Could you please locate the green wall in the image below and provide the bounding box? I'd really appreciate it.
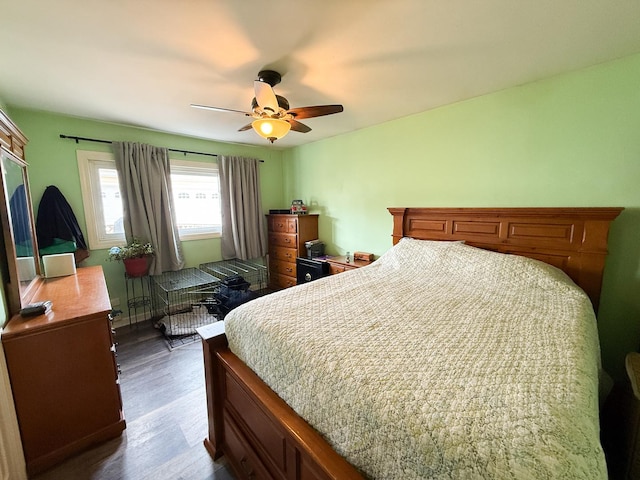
[282,53,640,382]
[2,52,639,382]
[7,109,285,321]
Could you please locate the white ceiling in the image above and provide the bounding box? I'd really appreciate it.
[2,0,640,148]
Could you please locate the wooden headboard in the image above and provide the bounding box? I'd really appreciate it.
[388,207,622,310]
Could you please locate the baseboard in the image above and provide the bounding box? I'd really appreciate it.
[111,312,151,329]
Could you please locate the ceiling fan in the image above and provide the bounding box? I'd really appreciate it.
[191,70,344,143]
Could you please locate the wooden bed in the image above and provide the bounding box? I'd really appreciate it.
[198,207,622,480]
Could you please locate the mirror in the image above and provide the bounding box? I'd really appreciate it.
[0,147,41,315]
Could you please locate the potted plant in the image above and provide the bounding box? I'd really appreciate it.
[108,238,154,277]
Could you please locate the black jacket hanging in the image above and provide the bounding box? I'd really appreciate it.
[36,185,89,262]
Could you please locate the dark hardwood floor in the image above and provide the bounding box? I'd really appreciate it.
[33,321,235,480]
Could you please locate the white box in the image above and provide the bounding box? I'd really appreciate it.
[42,253,76,278]
[16,256,37,281]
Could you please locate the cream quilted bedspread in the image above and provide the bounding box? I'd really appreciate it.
[225,239,606,479]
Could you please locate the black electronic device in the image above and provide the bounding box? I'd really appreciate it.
[296,257,329,284]
[20,300,52,317]
[305,239,325,259]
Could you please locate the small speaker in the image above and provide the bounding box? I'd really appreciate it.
[42,253,76,278]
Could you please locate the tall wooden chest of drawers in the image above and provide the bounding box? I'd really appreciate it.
[2,266,125,476]
[267,214,319,289]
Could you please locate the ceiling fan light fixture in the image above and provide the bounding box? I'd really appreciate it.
[252,118,291,143]
[193,70,343,142]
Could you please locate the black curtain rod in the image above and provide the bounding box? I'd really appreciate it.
[59,134,265,162]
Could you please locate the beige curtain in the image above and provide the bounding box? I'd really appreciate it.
[113,142,184,275]
[219,156,268,260]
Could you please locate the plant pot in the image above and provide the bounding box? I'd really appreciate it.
[123,257,149,277]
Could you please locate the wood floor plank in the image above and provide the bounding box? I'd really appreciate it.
[32,321,235,480]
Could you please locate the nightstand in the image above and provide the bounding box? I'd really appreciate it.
[325,256,371,275]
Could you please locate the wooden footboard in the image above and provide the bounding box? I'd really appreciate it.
[198,322,364,480]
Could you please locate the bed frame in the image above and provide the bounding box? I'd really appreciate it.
[199,207,622,479]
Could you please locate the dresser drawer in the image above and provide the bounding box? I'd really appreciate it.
[269,259,296,277]
[269,216,297,233]
[269,232,297,248]
[270,272,297,289]
[328,263,346,275]
[270,245,297,263]
[328,263,357,274]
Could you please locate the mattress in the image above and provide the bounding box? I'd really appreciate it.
[225,238,606,479]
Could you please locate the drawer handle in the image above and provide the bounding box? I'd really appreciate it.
[284,238,291,243]
[240,457,256,478]
[286,267,292,273]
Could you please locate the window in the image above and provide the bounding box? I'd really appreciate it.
[77,150,221,250]
[170,159,221,239]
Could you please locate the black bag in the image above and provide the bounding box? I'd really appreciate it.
[216,275,255,314]
[221,275,250,291]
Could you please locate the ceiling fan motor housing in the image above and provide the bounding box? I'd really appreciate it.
[256,70,282,87]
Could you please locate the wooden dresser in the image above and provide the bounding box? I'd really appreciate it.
[267,214,318,289]
[2,266,125,476]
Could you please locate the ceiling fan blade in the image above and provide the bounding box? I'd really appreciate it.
[191,104,251,115]
[254,81,279,113]
[287,104,344,120]
[288,119,311,133]
[238,123,253,132]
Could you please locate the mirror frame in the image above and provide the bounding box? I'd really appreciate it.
[0,146,41,315]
